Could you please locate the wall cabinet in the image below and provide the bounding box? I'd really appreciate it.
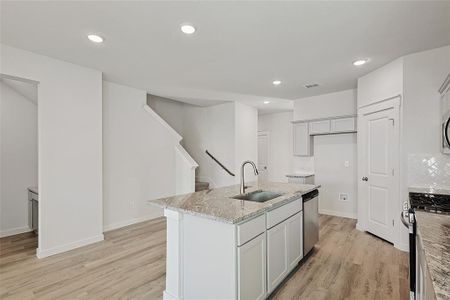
[293,122,311,156]
[293,115,356,156]
[330,117,356,133]
[309,120,330,135]
[238,233,266,300]
[267,211,303,294]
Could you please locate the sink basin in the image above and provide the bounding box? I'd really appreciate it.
[232,190,284,203]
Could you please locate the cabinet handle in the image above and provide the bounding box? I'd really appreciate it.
[362,177,368,181]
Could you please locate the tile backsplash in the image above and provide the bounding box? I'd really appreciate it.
[408,154,450,188]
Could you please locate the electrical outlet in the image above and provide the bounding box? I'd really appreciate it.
[339,193,348,201]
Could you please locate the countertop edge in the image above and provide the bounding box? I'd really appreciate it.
[149,184,321,224]
[415,212,450,300]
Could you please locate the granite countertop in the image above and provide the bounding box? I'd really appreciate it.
[149,182,320,224]
[415,211,450,299]
[286,172,315,178]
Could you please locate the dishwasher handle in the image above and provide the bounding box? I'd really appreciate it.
[303,189,319,202]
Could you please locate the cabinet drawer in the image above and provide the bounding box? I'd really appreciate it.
[330,117,356,132]
[309,120,330,135]
[237,214,265,246]
[266,199,302,229]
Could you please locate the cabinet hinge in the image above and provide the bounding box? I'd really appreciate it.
[392,219,395,226]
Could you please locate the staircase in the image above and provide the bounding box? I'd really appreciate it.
[195,181,210,192]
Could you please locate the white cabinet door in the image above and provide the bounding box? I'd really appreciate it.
[330,117,356,133]
[286,212,303,271]
[238,233,266,300]
[293,122,311,156]
[309,120,330,135]
[267,221,288,294]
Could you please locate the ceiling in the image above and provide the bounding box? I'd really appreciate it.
[1,1,450,113]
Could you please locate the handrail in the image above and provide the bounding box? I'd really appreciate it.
[205,150,235,177]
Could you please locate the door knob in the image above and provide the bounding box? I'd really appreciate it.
[362,177,368,181]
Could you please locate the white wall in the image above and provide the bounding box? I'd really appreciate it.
[314,134,357,219]
[357,58,404,108]
[292,88,357,174]
[234,102,258,183]
[1,44,103,258]
[258,112,293,182]
[403,45,450,159]
[0,81,38,237]
[147,94,185,137]
[403,46,450,190]
[149,98,258,188]
[294,89,357,218]
[102,81,182,231]
[294,89,357,120]
[355,45,450,251]
[183,102,236,188]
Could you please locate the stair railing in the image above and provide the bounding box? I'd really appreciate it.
[205,150,235,177]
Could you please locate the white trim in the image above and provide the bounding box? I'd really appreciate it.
[0,226,32,238]
[143,104,182,142]
[103,211,163,232]
[357,96,401,245]
[394,241,409,253]
[355,222,365,232]
[319,209,357,220]
[175,144,198,169]
[163,291,180,300]
[36,234,104,258]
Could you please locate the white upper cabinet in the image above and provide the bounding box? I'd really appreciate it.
[309,120,331,135]
[293,122,311,156]
[330,117,356,133]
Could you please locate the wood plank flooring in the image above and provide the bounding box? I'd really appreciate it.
[0,215,408,299]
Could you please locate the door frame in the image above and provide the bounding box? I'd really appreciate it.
[357,96,401,244]
[257,131,270,181]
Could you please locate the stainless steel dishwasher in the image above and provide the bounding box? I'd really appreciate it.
[303,189,319,255]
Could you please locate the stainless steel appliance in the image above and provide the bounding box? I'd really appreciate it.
[303,189,319,255]
[442,110,450,154]
[401,192,450,300]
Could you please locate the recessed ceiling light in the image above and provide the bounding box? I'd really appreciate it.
[272,80,282,85]
[87,34,104,43]
[181,24,196,34]
[264,101,270,104]
[353,59,368,66]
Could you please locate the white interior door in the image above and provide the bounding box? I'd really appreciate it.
[360,101,399,243]
[258,133,269,182]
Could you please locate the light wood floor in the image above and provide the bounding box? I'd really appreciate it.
[0,215,408,299]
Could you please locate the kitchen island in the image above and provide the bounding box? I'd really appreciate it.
[149,182,320,300]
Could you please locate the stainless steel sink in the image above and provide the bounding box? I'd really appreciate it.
[232,190,284,203]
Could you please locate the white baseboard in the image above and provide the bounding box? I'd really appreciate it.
[103,211,163,232]
[319,209,357,219]
[355,222,365,232]
[394,241,409,252]
[0,226,32,238]
[163,291,179,300]
[36,234,104,259]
